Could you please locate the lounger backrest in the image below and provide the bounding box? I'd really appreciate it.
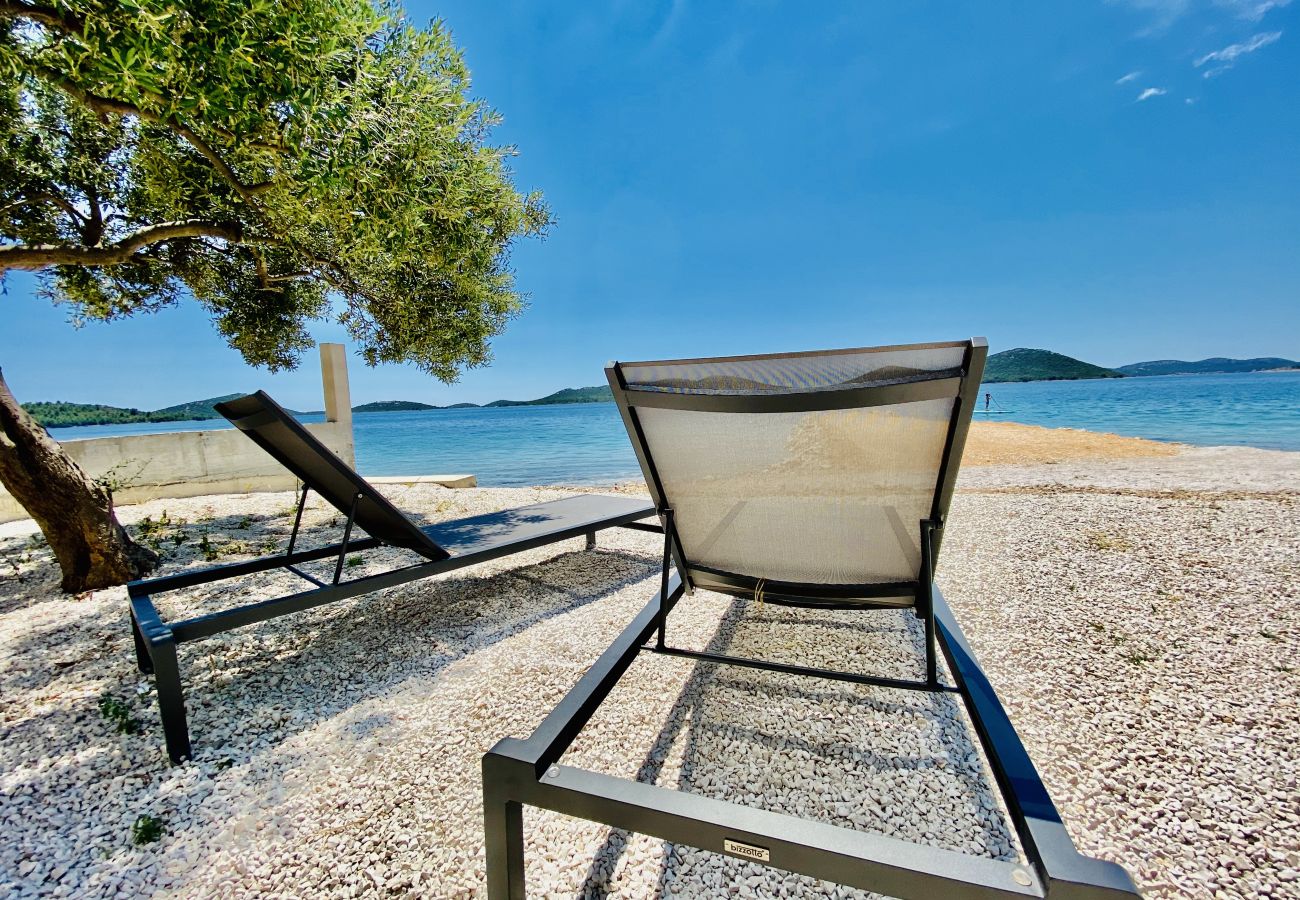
[608,339,986,601]
[214,392,449,560]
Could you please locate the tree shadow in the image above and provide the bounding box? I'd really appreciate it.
[0,534,62,615]
[0,518,659,891]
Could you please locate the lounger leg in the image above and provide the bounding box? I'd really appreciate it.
[919,520,939,689]
[655,509,675,649]
[484,786,526,898]
[585,530,596,550]
[924,606,938,688]
[130,613,153,675]
[149,635,193,764]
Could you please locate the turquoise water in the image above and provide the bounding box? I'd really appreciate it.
[47,371,1300,486]
[974,371,1300,451]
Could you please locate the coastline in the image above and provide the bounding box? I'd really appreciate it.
[0,429,1296,898]
[963,419,1179,466]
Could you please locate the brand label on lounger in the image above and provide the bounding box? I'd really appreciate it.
[723,839,770,862]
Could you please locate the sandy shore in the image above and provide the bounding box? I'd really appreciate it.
[0,430,1297,899]
[964,419,1181,467]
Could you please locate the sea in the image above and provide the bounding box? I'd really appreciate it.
[46,371,1300,487]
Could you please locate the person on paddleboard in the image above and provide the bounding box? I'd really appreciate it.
[985,392,991,411]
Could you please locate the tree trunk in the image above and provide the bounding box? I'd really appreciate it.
[0,367,158,592]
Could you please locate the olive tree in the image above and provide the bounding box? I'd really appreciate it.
[0,0,549,591]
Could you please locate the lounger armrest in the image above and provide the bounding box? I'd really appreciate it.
[934,586,1142,898]
[1037,825,1142,898]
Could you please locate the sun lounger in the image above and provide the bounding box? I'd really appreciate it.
[480,338,1140,898]
[128,391,657,764]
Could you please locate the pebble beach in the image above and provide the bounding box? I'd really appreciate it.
[1,424,1297,899]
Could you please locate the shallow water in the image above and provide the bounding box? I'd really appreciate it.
[974,371,1300,451]
[47,371,1300,486]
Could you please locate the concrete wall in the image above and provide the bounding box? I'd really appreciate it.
[0,344,357,523]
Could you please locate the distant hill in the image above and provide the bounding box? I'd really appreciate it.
[22,393,324,428]
[353,400,439,413]
[27,393,247,428]
[151,393,246,420]
[484,385,612,407]
[1117,357,1300,377]
[340,386,614,413]
[983,349,1124,384]
[23,402,157,428]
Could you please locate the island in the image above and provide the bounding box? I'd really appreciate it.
[982,349,1123,383]
[28,352,1297,427]
[483,386,612,407]
[351,386,613,413]
[352,400,440,413]
[1116,357,1299,376]
[24,394,248,428]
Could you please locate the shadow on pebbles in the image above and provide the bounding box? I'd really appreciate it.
[0,464,1297,899]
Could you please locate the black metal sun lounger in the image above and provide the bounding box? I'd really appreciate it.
[481,339,1140,899]
[127,391,657,764]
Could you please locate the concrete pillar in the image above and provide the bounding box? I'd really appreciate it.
[319,343,356,466]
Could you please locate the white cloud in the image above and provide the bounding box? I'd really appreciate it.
[647,0,686,51]
[1116,70,1143,84]
[1109,0,1192,28]
[1185,96,1197,103]
[1112,0,1289,33]
[1108,0,1193,35]
[1138,86,1169,100]
[1215,0,1292,20]
[1194,30,1283,70]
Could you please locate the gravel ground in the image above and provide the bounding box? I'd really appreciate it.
[0,448,1297,899]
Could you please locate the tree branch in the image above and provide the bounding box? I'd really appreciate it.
[264,241,361,297]
[80,182,102,245]
[251,245,273,290]
[32,67,273,208]
[0,1,82,33]
[0,219,244,272]
[0,192,86,223]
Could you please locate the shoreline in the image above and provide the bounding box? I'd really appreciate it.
[39,378,1300,459]
[3,423,1299,538]
[35,366,1300,432]
[963,419,1180,466]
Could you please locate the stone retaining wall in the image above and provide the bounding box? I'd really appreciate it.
[0,344,357,524]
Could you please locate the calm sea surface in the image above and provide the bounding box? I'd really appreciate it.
[48,371,1300,486]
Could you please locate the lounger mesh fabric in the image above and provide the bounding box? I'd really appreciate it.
[621,345,967,587]
[215,392,447,559]
[622,345,965,394]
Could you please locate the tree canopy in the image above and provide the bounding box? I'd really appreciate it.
[0,0,550,379]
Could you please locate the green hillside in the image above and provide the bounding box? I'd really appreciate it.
[151,394,246,419]
[26,394,245,428]
[20,393,321,428]
[353,400,439,413]
[983,349,1124,384]
[484,385,612,407]
[23,402,156,428]
[1116,357,1300,376]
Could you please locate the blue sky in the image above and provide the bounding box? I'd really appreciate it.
[2,0,1297,409]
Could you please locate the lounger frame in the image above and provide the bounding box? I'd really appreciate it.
[127,390,659,764]
[482,338,1141,898]
[129,487,658,764]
